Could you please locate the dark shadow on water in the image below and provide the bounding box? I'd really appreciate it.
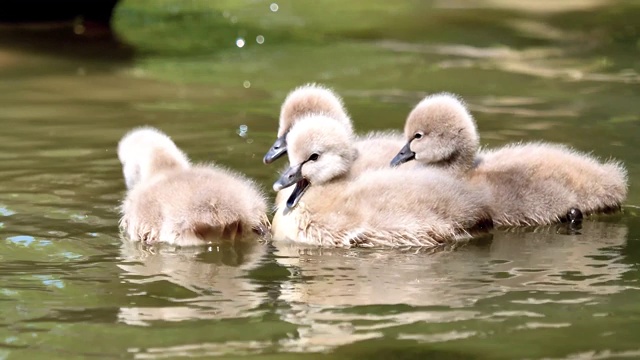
[0,0,119,24]
[0,21,133,65]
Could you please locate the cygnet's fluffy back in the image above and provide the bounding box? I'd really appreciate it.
[474,142,627,225]
[122,165,269,246]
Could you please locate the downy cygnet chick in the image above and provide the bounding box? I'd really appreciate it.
[266,83,415,215]
[264,83,412,171]
[271,115,493,248]
[391,93,628,227]
[118,127,269,246]
[263,83,353,164]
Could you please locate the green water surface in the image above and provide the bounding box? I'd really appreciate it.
[0,0,639,358]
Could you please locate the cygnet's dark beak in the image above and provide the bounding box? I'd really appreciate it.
[273,163,310,210]
[273,163,302,191]
[390,141,416,167]
[263,135,287,164]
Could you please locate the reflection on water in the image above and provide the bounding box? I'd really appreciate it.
[271,221,632,350]
[0,0,639,358]
[117,240,268,325]
[276,221,630,307]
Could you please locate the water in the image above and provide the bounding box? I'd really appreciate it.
[0,0,639,358]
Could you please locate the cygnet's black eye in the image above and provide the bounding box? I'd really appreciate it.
[309,153,320,161]
[414,131,424,139]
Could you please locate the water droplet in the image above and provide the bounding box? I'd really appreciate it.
[237,125,249,138]
[270,3,279,12]
[256,35,265,44]
[243,80,251,88]
[236,38,245,48]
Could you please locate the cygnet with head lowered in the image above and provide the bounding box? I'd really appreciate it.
[118,127,269,246]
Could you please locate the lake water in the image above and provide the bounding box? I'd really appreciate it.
[0,0,639,358]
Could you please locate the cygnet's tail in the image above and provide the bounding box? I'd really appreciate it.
[576,158,628,216]
[600,159,628,208]
[178,205,270,243]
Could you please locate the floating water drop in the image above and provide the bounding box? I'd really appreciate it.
[243,80,251,88]
[237,124,249,137]
[256,35,265,44]
[236,38,245,48]
[270,3,279,12]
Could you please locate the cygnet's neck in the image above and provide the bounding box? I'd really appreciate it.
[318,146,359,185]
[437,150,476,175]
[426,138,479,176]
[143,147,190,182]
[344,147,360,178]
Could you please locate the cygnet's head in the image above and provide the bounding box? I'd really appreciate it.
[391,93,479,173]
[263,83,352,164]
[272,115,356,209]
[117,127,190,189]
